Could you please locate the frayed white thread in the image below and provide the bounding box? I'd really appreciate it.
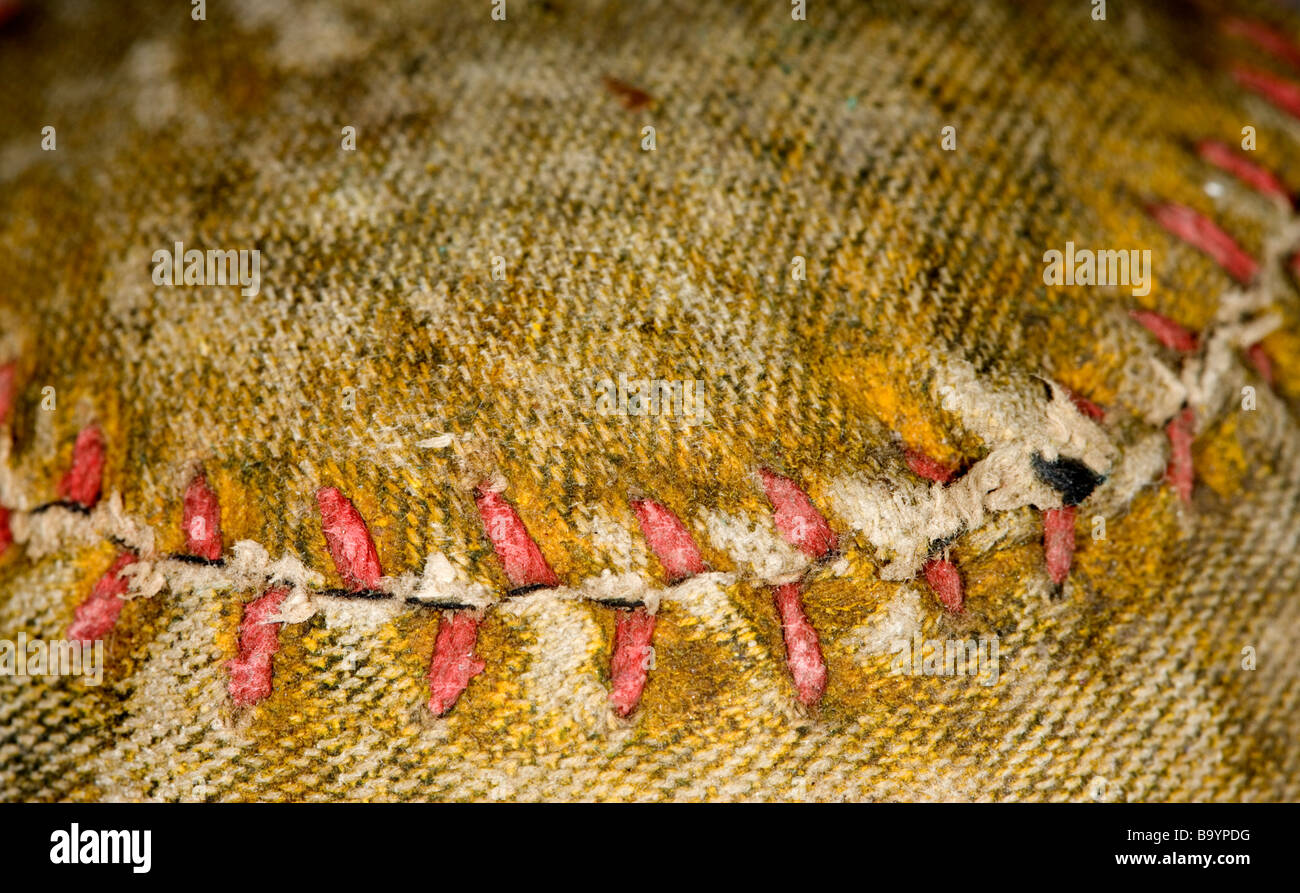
[394,552,496,609]
[1138,214,1299,432]
[11,492,157,560]
[314,593,405,630]
[577,569,660,614]
[699,509,810,585]
[934,363,1115,472]
[1182,311,1281,425]
[829,383,1108,582]
[1122,352,1189,426]
[1087,430,1169,516]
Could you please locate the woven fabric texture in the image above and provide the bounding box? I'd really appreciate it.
[0,0,1297,801]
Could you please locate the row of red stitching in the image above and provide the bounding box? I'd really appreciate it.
[2,118,1285,715]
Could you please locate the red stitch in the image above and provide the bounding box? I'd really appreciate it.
[0,505,11,558]
[613,497,708,716]
[58,425,105,509]
[183,472,223,561]
[904,449,1035,614]
[609,607,656,717]
[1129,309,1200,353]
[602,75,653,110]
[923,558,964,613]
[426,488,558,718]
[427,611,486,716]
[315,486,383,591]
[1246,342,1275,385]
[473,487,560,589]
[632,497,707,581]
[1043,505,1076,586]
[904,448,957,484]
[1196,140,1290,201]
[758,468,837,559]
[67,550,136,643]
[773,582,826,705]
[1165,407,1196,505]
[1223,19,1300,71]
[759,470,833,703]
[227,587,289,707]
[0,362,14,425]
[1146,201,1259,285]
[1233,64,1300,118]
[1067,390,1106,421]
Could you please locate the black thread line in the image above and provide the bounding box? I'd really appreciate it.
[506,582,551,598]
[167,554,225,567]
[404,596,476,611]
[29,500,90,515]
[591,597,644,609]
[319,587,390,600]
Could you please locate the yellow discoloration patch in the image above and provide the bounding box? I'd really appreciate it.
[1194,413,1251,500]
